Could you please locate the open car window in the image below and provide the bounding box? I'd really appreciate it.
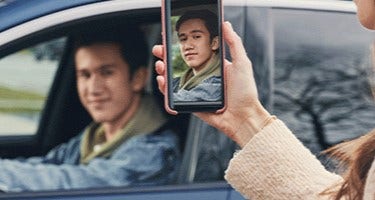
[0,38,64,136]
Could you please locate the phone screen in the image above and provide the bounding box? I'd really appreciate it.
[162,0,224,113]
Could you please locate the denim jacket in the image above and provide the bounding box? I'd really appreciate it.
[173,76,222,102]
[0,126,180,192]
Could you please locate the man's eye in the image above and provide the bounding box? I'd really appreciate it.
[101,69,113,76]
[193,35,202,39]
[78,71,90,79]
[179,37,187,42]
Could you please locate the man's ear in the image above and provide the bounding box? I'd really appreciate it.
[131,67,148,92]
[211,36,220,51]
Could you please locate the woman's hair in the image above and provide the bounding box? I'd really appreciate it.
[322,130,375,200]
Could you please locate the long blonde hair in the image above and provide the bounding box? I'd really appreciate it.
[323,131,375,200]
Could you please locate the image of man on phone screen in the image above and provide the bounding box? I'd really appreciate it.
[172,9,222,102]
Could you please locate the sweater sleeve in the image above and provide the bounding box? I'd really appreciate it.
[224,119,343,200]
[364,159,375,200]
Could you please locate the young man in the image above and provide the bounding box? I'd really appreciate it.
[172,9,222,102]
[0,26,180,192]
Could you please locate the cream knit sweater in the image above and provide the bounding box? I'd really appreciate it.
[225,119,375,200]
[364,160,375,200]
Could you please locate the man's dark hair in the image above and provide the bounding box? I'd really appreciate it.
[175,9,218,41]
[72,25,149,75]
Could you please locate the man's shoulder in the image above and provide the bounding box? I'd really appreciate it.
[112,127,180,158]
[131,127,178,144]
[202,75,221,84]
[172,77,181,92]
[118,126,178,148]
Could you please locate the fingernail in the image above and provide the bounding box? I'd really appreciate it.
[225,21,233,29]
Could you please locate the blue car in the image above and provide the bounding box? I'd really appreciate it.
[0,0,373,199]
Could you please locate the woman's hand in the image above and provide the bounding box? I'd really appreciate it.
[152,22,272,147]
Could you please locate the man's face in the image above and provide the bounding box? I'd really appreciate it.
[178,18,219,72]
[75,43,141,124]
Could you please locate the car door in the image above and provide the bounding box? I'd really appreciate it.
[0,0,238,199]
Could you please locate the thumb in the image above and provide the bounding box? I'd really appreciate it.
[222,21,248,63]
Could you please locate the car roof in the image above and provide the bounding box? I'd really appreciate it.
[0,0,101,32]
[0,0,356,32]
[231,0,355,12]
[0,0,355,28]
[0,0,356,50]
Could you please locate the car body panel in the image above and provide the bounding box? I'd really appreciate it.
[0,0,357,49]
[228,0,355,11]
[0,182,235,200]
[0,0,101,32]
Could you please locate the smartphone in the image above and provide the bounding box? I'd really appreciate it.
[161,0,225,114]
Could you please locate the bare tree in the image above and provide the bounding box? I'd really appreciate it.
[273,46,375,153]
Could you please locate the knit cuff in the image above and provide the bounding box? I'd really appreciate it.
[225,119,342,200]
[364,158,375,200]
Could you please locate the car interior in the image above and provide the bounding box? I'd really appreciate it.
[0,5,237,195]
